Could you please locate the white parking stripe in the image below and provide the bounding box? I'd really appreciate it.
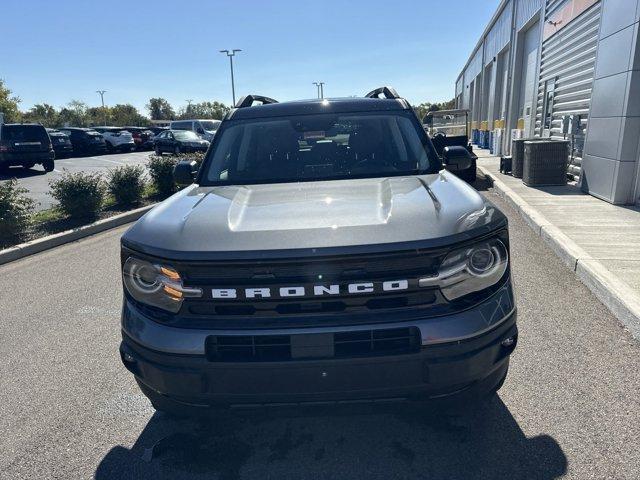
[97,158,125,165]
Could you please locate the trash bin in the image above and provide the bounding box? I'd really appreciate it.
[522,139,569,187]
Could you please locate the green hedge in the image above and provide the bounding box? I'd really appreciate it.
[107,165,146,206]
[49,171,106,218]
[0,179,36,246]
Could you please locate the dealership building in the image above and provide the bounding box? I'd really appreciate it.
[455,0,640,205]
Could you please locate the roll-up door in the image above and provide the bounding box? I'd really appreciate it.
[534,1,601,181]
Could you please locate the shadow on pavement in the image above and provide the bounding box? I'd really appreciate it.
[95,396,566,480]
[0,166,46,180]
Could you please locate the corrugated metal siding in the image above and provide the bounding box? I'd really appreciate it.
[456,77,463,97]
[461,48,483,110]
[545,0,569,18]
[484,1,513,65]
[534,1,601,180]
[466,48,483,80]
[516,0,543,30]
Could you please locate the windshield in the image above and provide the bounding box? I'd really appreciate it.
[202,111,437,185]
[174,130,200,140]
[200,120,220,131]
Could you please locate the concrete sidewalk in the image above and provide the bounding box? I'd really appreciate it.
[475,149,640,339]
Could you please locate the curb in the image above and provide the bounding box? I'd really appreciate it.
[478,164,640,340]
[0,204,156,266]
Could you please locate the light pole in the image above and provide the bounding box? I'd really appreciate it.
[96,90,107,126]
[219,49,241,105]
[313,82,321,99]
[319,82,325,99]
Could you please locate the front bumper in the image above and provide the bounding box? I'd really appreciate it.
[120,283,517,407]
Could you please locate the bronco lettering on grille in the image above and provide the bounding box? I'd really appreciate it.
[211,280,409,300]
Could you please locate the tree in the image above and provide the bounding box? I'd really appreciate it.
[146,98,175,120]
[0,79,21,123]
[59,100,89,127]
[21,103,59,127]
[108,104,149,126]
[178,101,230,120]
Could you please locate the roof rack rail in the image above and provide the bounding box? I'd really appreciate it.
[235,95,279,108]
[364,86,400,99]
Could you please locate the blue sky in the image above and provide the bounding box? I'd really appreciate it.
[1,0,497,113]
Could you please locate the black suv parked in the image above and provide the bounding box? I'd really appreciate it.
[58,127,107,156]
[0,123,55,171]
[120,88,516,415]
[46,128,74,158]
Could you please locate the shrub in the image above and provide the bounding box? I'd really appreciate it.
[0,179,35,246]
[49,171,106,218]
[147,154,178,197]
[107,165,145,206]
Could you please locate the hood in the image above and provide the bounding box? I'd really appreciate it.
[122,172,506,260]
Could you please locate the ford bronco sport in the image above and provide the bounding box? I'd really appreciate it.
[119,87,517,415]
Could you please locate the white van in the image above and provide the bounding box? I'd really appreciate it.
[169,119,221,142]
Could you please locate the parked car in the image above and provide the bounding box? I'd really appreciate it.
[0,123,55,171]
[153,129,210,155]
[93,127,135,153]
[147,126,168,136]
[120,88,517,416]
[124,126,155,150]
[58,127,108,156]
[169,119,221,142]
[46,128,73,158]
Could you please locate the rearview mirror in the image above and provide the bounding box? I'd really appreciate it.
[442,146,474,172]
[174,160,198,186]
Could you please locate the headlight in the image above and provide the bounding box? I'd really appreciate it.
[419,238,508,301]
[122,257,202,313]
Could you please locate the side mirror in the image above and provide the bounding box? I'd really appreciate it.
[174,160,198,185]
[442,146,474,171]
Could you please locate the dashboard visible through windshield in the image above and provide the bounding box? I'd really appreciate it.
[201,111,439,185]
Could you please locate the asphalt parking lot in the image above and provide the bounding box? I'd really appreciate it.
[0,151,150,211]
[1,175,639,480]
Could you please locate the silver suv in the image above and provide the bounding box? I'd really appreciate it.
[119,88,517,416]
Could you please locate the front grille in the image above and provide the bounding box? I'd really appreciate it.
[182,249,443,285]
[188,290,438,317]
[205,327,421,362]
[178,249,445,322]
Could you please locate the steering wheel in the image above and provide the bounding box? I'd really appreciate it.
[434,131,447,139]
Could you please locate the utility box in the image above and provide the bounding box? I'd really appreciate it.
[523,140,569,186]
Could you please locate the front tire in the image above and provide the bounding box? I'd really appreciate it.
[42,160,54,172]
[154,145,161,155]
